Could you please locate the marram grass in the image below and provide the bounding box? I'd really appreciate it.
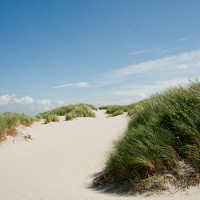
[94,81,200,193]
[37,103,96,123]
[44,114,59,124]
[99,99,152,117]
[99,105,126,117]
[0,112,34,141]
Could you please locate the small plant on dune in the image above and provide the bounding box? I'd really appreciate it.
[98,105,108,110]
[64,104,96,120]
[0,112,34,141]
[106,105,123,114]
[37,103,97,121]
[84,103,98,111]
[65,112,76,120]
[34,115,42,122]
[99,105,127,117]
[73,104,96,118]
[99,100,152,117]
[44,114,59,124]
[93,80,200,194]
[110,109,124,117]
[126,98,151,117]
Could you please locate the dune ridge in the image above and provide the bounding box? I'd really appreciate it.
[0,110,199,200]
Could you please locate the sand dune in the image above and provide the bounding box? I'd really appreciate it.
[0,110,199,200]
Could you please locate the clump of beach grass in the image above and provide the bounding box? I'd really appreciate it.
[72,104,96,117]
[65,113,75,121]
[37,103,96,123]
[0,112,34,141]
[44,114,59,124]
[65,104,96,120]
[93,80,200,194]
[99,105,127,117]
[99,99,151,117]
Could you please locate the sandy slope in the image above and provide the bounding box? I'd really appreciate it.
[0,110,199,200]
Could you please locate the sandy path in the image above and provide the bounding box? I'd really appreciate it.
[0,110,199,200]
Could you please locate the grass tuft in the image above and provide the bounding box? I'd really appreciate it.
[94,80,200,194]
[37,103,96,123]
[65,113,76,121]
[0,112,34,141]
[44,114,59,124]
[99,105,126,117]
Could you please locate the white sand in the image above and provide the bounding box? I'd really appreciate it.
[0,110,199,200]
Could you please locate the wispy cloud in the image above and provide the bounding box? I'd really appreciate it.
[158,47,182,54]
[52,82,90,89]
[129,47,181,55]
[99,49,200,84]
[75,82,90,88]
[113,77,191,98]
[178,37,190,42]
[129,48,161,55]
[52,84,73,89]
[2,49,200,115]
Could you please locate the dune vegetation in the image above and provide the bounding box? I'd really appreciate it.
[44,114,59,124]
[0,112,35,141]
[0,104,97,140]
[37,103,97,123]
[99,105,126,117]
[99,99,152,117]
[93,81,200,194]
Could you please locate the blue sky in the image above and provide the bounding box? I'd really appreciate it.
[1,0,200,115]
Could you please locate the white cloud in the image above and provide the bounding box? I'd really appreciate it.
[37,99,51,106]
[32,99,52,113]
[52,84,73,89]
[52,82,90,89]
[55,100,65,106]
[113,77,192,99]
[13,96,34,105]
[0,95,63,115]
[75,82,89,88]
[0,94,14,105]
[99,49,200,84]
[176,64,188,70]
[0,94,34,105]
[178,38,190,42]
[129,47,182,56]
[129,48,161,55]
